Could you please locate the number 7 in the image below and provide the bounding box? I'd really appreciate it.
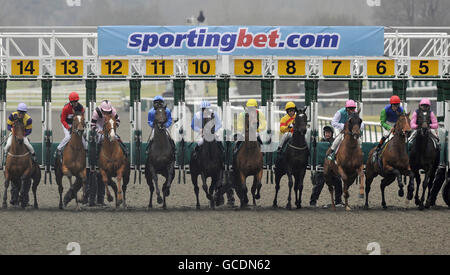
[332,61,341,75]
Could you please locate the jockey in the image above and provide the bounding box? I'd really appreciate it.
[56,92,87,156]
[147,95,173,145]
[191,100,223,156]
[236,99,267,143]
[91,100,126,151]
[310,125,344,208]
[277,101,296,153]
[375,95,404,153]
[4,103,37,162]
[326,99,364,161]
[410,98,439,142]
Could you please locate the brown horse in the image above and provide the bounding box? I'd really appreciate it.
[98,115,130,208]
[365,111,414,209]
[323,110,365,211]
[55,112,87,210]
[233,111,264,208]
[3,116,40,209]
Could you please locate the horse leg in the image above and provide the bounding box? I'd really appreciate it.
[419,169,430,210]
[380,176,395,209]
[413,169,421,205]
[251,176,257,206]
[358,165,365,199]
[115,166,125,207]
[32,177,38,209]
[3,175,10,208]
[100,169,114,203]
[145,165,155,208]
[273,171,282,208]
[255,169,263,201]
[325,176,336,211]
[343,180,351,211]
[364,175,373,210]
[387,166,403,197]
[286,168,293,210]
[201,173,210,201]
[208,176,216,209]
[19,177,32,209]
[192,173,201,209]
[151,170,163,205]
[239,172,248,209]
[296,169,306,209]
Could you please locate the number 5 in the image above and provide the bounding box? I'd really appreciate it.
[419,61,429,74]
[67,242,81,255]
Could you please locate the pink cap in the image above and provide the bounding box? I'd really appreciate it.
[100,100,112,112]
[420,98,431,106]
[345,99,357,108]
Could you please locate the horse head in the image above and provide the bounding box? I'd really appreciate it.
[12,115,25,144]
[347,109,362,140]
[394,111,412,138]
[416,110,430,136]
[154,105,168,130]
[294,106,308,135]
[72,111,85,136]
[103,114,118,142]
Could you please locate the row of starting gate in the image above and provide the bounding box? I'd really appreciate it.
[0,28,449,203]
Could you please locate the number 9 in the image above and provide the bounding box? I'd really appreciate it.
[244,60,254,74]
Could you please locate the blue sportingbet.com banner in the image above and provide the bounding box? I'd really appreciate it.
[98,26,384,56]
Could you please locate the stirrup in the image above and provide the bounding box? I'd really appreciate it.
[327,151,335,161]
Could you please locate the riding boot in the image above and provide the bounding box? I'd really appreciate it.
[2,150,7,166]
[31,152,37,163]
[217,141,225,153]
[376,136,387,154]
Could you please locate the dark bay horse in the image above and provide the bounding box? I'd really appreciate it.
[324,110,365,211]
[98,115,130,208]
[190,109,224,209]
[233,111,264,208]
[145,105,175,209]
[273,107,309,209]
[365,111,414,209]
[55,112,87,210]
[409,110,439,210]
[3,116,40,209]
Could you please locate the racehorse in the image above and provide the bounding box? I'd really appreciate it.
[3,116,41,209]
[232,111,264,208]
[55,112,87,210]
[145,105,175,209]
[98,115,130,208]
[189,109,224,209]
[273,107,309,209]
[324,110,365,211]
[409,110,439,210]
[365,111,414,209]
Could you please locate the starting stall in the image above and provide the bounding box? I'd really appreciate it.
[0,26,449,206]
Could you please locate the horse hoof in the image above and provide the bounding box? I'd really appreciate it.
[382,204,387,209]
[255,194,260,200]
[227,200,235,207]
[418,204,425,211]
[107,194,114,202]
[2,203,7,209]
[157,197,163,204]
[34,204,38,209]
[398,189,404,197]
[272,203,278,208]
[286,204,292,210]
[296,203,302,209]
[424,201,431,209]
[196,205,201,210]
[364,205,369,210]
[345,206,352,211]
[415,198,421,206]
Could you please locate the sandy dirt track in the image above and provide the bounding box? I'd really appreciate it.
[0,173,448,255]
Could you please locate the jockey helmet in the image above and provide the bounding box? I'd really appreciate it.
[345,99,357,108]
[419,98,431,106]
[17,103,28,112]
[100,100,112,113]
[390,95,401,104]
[246,99,258,107]
[69,92,79,102]
[153,95,164,102]
[285,101,296,111]
[323,125,334,133]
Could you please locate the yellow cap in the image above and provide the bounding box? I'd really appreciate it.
[285,101,296,110]
[246,99,258,107]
